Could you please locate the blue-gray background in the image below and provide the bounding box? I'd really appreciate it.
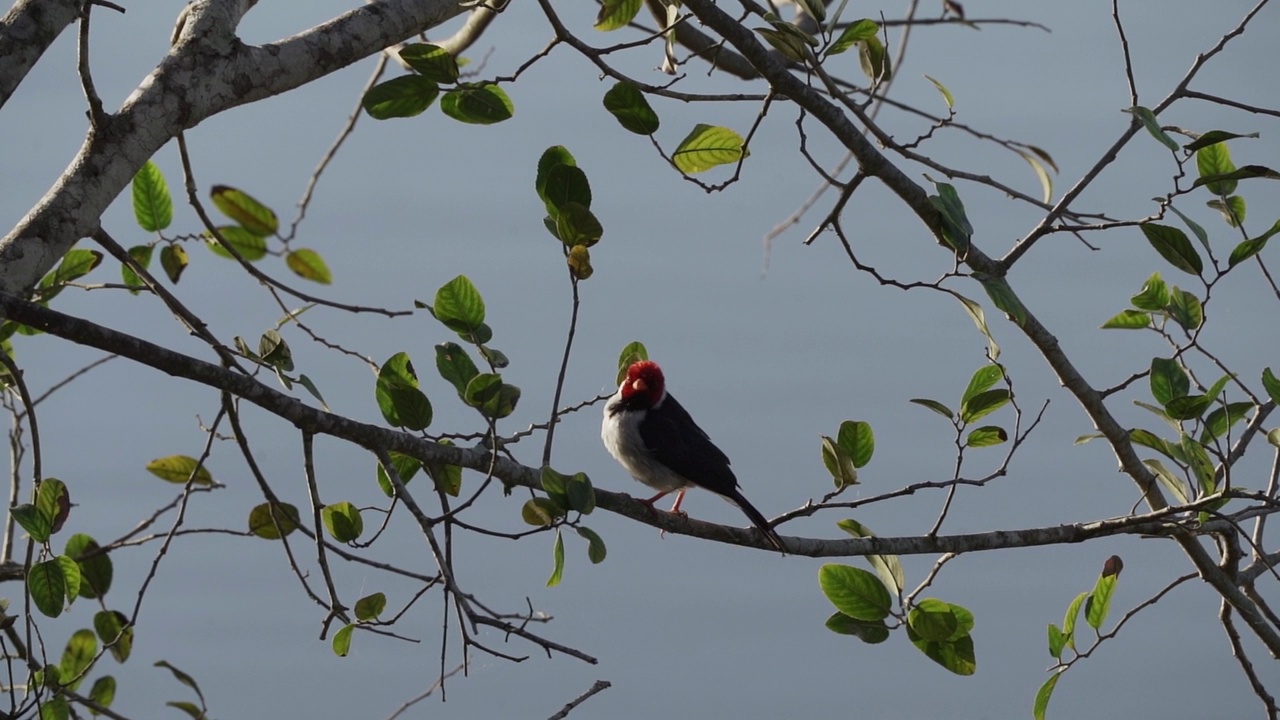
[1,1,1276,718]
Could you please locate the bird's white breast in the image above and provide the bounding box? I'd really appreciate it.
[602,392,690,493]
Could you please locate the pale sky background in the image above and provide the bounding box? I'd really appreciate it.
[1,1,1277,718]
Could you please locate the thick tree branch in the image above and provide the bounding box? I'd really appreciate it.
[0,0,466,297]
[0,0,84,109]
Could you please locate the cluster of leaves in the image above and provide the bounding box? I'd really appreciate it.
[537,146,602,279]
[820,535,975,676]
[0,247,104,380]
[1035,556,1124,720]
[11,460,218,718]
[131,161,333,286]
[911,364,1012,449]
[362,43,512,125]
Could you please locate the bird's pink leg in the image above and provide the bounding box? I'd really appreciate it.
[640,490,672,507]
[668,489,687,514]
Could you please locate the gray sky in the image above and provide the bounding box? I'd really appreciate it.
[1,1,1276,718]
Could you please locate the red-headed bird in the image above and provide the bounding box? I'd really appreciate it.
[602,360,786,552]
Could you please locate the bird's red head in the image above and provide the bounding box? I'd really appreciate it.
[620,360,666,408]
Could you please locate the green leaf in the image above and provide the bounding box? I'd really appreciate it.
[953,293,998,359]
[837,420,874,468]
[930,182,973,252]
[332,623,354,657]
[795,0,826,23]
[594,0,643,30]
[1165,286,1203,331]
[672,124,747,174]
[39,693,68,720]
[962,365,1004,406]
[322,502,364,543]
[966,425,1007,447]
[43,249,103,297]
[1100,309,1151,329]
[258,330,294,372]
[521,497,562,526]
[132,160,173,232]
[1165,394,1212,421]
[835,519,904,596]
[1085,556,1123,629]
[1201,402,1254,442]
[755,27,812,62]
[554,202,604,247]
[858,35,891,82]
[1047,624,1066,659]
[423,442,462,497]
[1207,195,1246,227]
[35,478,70,538]
[28,559,67,617]
[1195,141,1238,195]
[566,473,595,514]
[961,389,1009,424]
[828,18,878,55]
[818,564,891,621]
[602,81,659,134]
[205,226,269,261]
[1140,224,1202,276]
[210,185,277,236]
[924,74,954,108]
[247,501,301,539]
[616,341,649,385]
[1181,434,1216,495]
[440,83,514,125]
[821,436,858,489]
[976,274,1027,326]
[89,675,117,711]
[435,342,480,399]
[398,43,459,83]
[1166,204,1211,254]
[59,629,96,690]
[56,554,81,601]
[1034,672,1063,720]
[1144,459,1190,505]
[1262,368,1280,405]
[1184,130,1259,152]
[12,504,50,544]
[546,530,565,587]
[1192,164,1280,192]
[575,526,607,564]
[536,146,579,204]
[909,398,954,419]
[540,466,570,508]
[824,612,890,643]
[285,248,332,284]
[1125,106,1178,151]
[121,244,154,294]
[93,609,132,663]
[432,275,486,334]
[463,373,520,419]
[354,592,386,621]
[906,618,976,674]
[907,599,959,642]
[1150,357,1189,404]
[154,660,206,703]
[1227,218,1280,267]
[65,533,112,599]
[1130,272,1169,311]
[1061,591,1087,649]
[1130,428,1176,459]
[146,455,213,485]
[362,75,440,119]
[376,352,433,430]
[159,244,188,284]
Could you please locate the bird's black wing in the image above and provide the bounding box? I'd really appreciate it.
[639,394,785,552]
[637,392,738,496]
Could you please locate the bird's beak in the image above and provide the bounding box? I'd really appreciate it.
[632,378,647,393]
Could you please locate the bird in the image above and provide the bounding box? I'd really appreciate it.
[602,360,786,552]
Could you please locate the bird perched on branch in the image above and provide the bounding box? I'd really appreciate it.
[602,360,786,552]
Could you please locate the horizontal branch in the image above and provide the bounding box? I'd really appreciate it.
[0,291,1254,558]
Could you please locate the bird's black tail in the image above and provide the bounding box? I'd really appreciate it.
[726,490,786,553]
